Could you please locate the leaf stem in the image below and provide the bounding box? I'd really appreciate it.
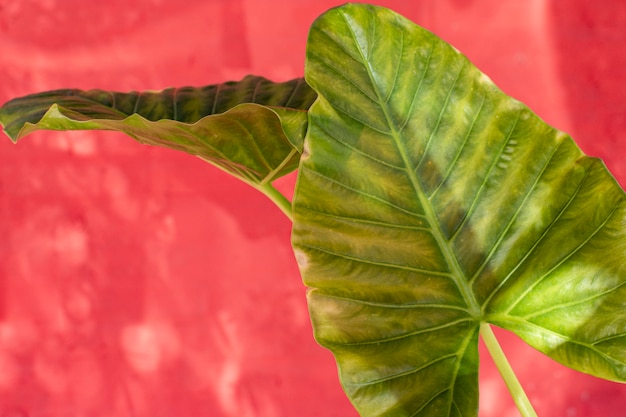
[480,323,538,417]
[257,182,293,221]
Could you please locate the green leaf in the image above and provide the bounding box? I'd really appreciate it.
[292,4,626,416]
[0,75,317,188]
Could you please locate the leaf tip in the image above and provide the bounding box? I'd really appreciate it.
[0,123,20,143]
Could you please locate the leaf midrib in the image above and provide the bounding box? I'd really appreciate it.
[341,13,482,320]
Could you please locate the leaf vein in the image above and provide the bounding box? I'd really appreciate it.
[344,354,457,387]
[132,91,143,115]
[301,166,425,218]
[211,82,221,115]
[384,29,403,104]
[298,243,452,277]
[414,62,466,171]
[283,78,304,108]
[323,95,394,134]
[225,116,274,175]
[448,109,522,243]
[297,205,428,231]
[313,292,468,311]
[396,41,435,130]
[493,317,626,367]
[428,94,486,199]
[251,78,262,103]
[260,147,298,185]
[446,327,477,416]
[172,87,179,121]
[521,276,626,320]
[468,139,563,286]
[309,49,379,103]
[410,388,451,417]
[503,199,621,315]
[315,118,404,170]
[481,165,592,309]
[593,331,626,345]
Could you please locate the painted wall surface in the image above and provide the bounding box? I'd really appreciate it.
[0,1,625,416]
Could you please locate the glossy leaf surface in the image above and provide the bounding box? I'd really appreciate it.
[292,4,626,416]
[0,76,316,186]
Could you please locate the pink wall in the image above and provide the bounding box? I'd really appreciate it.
[0,1,625,416]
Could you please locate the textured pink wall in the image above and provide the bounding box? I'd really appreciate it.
[0,1,625,416]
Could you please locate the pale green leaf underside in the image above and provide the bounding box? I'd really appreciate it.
[292,4,626,417]
[0,76,317,186]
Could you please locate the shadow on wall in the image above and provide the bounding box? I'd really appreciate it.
[0,0,625,417]
[550,0,626,185]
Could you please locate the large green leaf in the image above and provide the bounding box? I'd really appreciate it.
[292,4,626,416]
[0,75,316,188]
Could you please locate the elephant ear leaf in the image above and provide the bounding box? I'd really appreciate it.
[0,75,317,189]
[292,3,626,417]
